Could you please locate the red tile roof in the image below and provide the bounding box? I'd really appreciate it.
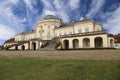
[114,33,120,43]
[5,38,15,43]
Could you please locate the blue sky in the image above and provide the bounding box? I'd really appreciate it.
[0,0,120,45]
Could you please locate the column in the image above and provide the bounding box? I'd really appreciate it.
[90,37,95,48]
[69,39,73,49]
[79,38,83,48]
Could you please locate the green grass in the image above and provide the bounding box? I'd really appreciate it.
[0,57,120,80]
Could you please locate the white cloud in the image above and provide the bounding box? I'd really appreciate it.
[86,0,105,18]
[0,24,16,40]
[23,0,33,10]
[41,0,53,8]
[44,10,56,15]
[69,0,80,10]
[40,0,81,22]
[19,18,27,23]
[53,0,70,22]
[9,0,19,5]
[103,6,120,34]
[0,1,29,39]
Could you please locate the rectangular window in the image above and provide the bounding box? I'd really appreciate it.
[59,33,62,36]
[47,32,50,40]
[40,33,42,38]
[78,29,82,33]
[48,26,50,28]
[40,26,43,30]
[85,28,89,32]
[64,32,67,35]
[69,32,72,34]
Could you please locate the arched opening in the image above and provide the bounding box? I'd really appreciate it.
[73,39,79,49]
[63,40,69,49]
[32,42,36,50]
[95,37,103,48]
[83,38,90,48]
[21,45,25,50]
[15,46,18,50]
[110,39,114,48]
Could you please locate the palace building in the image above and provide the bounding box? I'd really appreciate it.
[3,15,115,50]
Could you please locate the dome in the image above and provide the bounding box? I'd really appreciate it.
[42,15,59,20]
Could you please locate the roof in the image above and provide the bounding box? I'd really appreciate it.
[114,33,120,43]
[80,17,91,22]
[19,30,35,35]
[5,38,15,43]
[41,15,60,20]
[55,22,72,29]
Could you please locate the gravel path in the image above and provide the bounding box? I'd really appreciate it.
[0,50,120,60]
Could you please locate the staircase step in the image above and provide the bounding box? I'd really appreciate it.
[40,40,56,50]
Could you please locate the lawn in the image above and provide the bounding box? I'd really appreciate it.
[0,57,120,80]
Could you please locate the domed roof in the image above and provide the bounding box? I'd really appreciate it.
[42,15,59,20]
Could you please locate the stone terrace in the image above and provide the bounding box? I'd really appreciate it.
[0,50,120,60]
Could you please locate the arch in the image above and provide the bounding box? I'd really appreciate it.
[73,39,79,49]
[21,45,25,50]
[110,39,114,48]
[32,42,36,50]
[94,37,103,48]
[63,40,69,49]
[15,46,18,50]
[83,38,90,48]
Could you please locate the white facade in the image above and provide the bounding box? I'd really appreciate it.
[4,15,115,50]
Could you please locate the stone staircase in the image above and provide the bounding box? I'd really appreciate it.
[40,40,56,50]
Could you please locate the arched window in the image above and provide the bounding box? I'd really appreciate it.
[63,40,69,49]
[94,37,103,48]
[83,38,90,48]
[110,39,114,48]
[32,42,36,50]
[73,39,79,49]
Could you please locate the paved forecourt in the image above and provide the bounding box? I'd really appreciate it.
[0,50,120,60]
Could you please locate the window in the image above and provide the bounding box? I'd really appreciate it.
[85,28,89,32]
[40,33,42,38]
[47,32,50,40]
[115,44,118,47]
[78,29,82,33]
[59,33,62,36]
[48,26,50,29]
[69,32,72,34]
[40,26,42,30]
[64,32,67,35]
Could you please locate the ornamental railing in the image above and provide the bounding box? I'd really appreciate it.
[55,30,107,38]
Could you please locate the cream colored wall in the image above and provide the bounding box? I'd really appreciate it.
[95,23,102,31]
[36,19,61,40]
[15,34,24,41]
[108,37,114,48]
[18,43,29,50]
[9,46,15,50]
[74,21,94,33]
[115,43,120,49]
[61,34,109,49]
[55,25,73,36]
[4,42,16,47]
[15,33,36,41]
[55,21,101,37]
